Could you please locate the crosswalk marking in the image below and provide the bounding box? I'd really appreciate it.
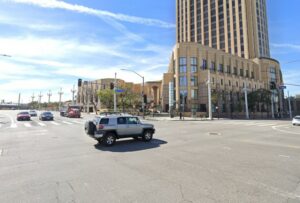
[37,122,46,127]
[24,123,32,128]
[51,121,60,126]
[62,121,73,125]
[71,120,84,124]
[10,123,17,128]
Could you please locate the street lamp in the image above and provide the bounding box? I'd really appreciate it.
[121,69,145,118]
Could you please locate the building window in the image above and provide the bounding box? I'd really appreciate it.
[191,89,198,99]
[180,66,187,73]
[179,57,187,73]
[229,80,231,86]
[202,59,207,69]
[191,57,197,72]
[179,57,187,65]
[191,57,197,65]
[240,69,244,77]
[234,67,237,75]
[218,64,224,73]
[211,62,216,72]
[179,76,187,87]
[246,70,249,78]
[180,90,188,105]
[191,76,198,86]
[227,65,231,74]
[251,71,254,79]
[236,81,239,87]
[270,67,276,82]
[221,79,223,85]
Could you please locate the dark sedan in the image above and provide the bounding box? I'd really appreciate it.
[17,112,31,121]
[39,112,54,121]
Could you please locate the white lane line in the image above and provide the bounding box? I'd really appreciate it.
[10,123,17,128]
[24,123,32,128]
[2,114,17,128]
[62,121,73,125]
[37,122,46,127]
[272,126,300,135]
[51,121,60,126]
[257,124,277,127]
[71,120,84,124]
[279,155,290,159]
[0,149,3,156]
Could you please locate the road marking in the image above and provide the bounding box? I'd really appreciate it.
[62,121,73,125]
[10,123,17,128]
[279,155,290,158]
[71,120,83,124]
[37,122,46,127]
[257,124,276,127]
[51,121,60,126]
[24,123,32,128]
[272,126,300,135]
[0,149,3,156]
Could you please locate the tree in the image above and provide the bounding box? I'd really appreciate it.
[117,84,140,112]
[98,89,114,110]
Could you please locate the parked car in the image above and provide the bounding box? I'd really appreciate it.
[29,110,37,117]
[292,116,300,126]
[39,112,54,121]
[85,115,155,146]
[17,112,31,121]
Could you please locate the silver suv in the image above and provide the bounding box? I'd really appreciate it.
[85,116,155,146]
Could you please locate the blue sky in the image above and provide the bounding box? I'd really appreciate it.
[0,0,299,103]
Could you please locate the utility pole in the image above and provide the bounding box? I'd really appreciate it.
[38,92,43,110]
[207,69,212,120]
[18,93,21,110]
[243,83,249,119]
[288,91,292,119]
[31,93,35,103]
[47,90,52,103]
[271,91,275,119]
[58,88,63,110]
[114,72,117,112]
[71,85,76,105]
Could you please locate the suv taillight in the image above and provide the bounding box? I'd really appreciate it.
[97,124,104,130]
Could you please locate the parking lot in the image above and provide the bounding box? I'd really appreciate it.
[0,110,300,203]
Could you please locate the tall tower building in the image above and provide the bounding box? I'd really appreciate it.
[176,0,270,59]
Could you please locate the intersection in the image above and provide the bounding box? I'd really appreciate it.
[0,110,300,202]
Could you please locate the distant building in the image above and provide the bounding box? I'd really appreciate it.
[77,78,162,113]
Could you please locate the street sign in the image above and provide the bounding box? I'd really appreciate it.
[115,89,125,93]
[279,85,287,89]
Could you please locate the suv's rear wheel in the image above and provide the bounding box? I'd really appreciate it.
[103,133,116,146]
[142,130,153,142]
[85,121,95,135]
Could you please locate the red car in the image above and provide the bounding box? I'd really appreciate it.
[17,112,31,121]
[67,109,81,118]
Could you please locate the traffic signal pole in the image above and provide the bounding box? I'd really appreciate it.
[114,73,117,112]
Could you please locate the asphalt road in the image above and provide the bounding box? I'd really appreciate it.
[0,110,300,203]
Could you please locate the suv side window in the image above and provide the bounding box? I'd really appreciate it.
[127,117,139,125]
[117,117,127,125]
[100,118,109,125]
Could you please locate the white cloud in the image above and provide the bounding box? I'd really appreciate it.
[9,0,175,28]
[0,15,64,31]
[271,43,300,51]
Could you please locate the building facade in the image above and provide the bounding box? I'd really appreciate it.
[77,78,162,113]
[177,0,270,59]
[162,0,283,118]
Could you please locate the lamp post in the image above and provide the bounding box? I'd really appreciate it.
[206,69,212,120]
[121,69,145,118]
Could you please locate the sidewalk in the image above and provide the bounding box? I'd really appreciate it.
[144,116,217,121]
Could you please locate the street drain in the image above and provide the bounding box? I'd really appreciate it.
[208,132,221,136]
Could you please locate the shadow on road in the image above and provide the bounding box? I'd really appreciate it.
[94,138,168,152]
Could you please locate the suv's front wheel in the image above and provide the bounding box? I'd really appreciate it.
[103,133,116,146]
[142,130,153,142]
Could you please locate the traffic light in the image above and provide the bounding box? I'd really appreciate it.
[78,79,82,87]
[110,82,114,90]
[143,94,147,103]
[270,81,276,90]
